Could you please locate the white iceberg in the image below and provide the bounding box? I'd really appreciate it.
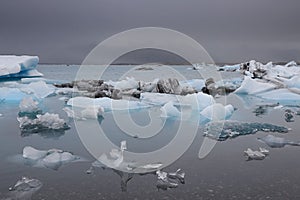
[179,92,215,111]
[0,87,28,102]
[179,79,205,92]
[235,76,276,95]
[257,88,300,101]
[140,92,178,106]
[20,81,55,99]
[200,103,234,121]
[67,96,149,112]
[219,64,241,71]
[0,55,42,78]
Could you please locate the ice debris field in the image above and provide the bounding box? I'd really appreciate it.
[1,55,300,196]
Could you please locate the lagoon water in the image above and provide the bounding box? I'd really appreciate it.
[1,65,300,199]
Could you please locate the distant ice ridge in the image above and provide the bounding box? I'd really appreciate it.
[0,55,43,78]
[22,146,82,170]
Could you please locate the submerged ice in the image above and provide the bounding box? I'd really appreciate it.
[258,135,300,148]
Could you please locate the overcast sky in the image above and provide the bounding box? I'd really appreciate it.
[0,0,299,64]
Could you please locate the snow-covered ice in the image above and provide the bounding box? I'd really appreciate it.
[0,55,42,78]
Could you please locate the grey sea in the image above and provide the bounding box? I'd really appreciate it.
[1,65,300,200]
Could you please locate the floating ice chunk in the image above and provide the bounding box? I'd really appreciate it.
[81,106,104,119]
[6,177,42,200]
[19,97,39,113]
[244,148,268,160]
[235,76,276,95]
[23,146,47,161]
[200,103,234,121]
[20,81,55,99]
[258,135,300,148]
[67,96,149,112]
[180,92,215,111]
[0,113,2,117]
[0,55,42,78]
[21,77,63,84]
[98,141,126,169]
[204,121,289,141]
[156,170,179,190]
[138,79,159,92]
[18,112,69,131]
[22,146,81,170]
[160,101,181,118]
[167,169,185,184]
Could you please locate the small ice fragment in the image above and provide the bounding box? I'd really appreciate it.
[156,170,178,190]
[284,109,294,122]
[167,169,185,184]
[7,177,42,200]
[244,148,266,160]
[23,146,47,161]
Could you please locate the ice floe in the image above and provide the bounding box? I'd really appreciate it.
[63,106,104,120]
[67,96,149,112]
[0,55,42,78]
[258,135,300,148]
[156,169,185,190]
[19,97,39,113]
[234,76,276,95]
[244,147,269,160]
[4,177,42,200]
[204,121,289,141]
[22,146,82,170]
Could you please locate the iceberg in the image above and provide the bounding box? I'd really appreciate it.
[180,92,215,111]
[20,81,55,99]
[22,146,81,170]
[63,106,104,120]
[6,177,42,200]
[204,121,289,141]
[67,96,149,112]
[258,135,300,148]
[257,88,300,101]
[0,55,42,78]
[234,76,276,95]
[106,77,139,91]
[0,87,28,102]
[219,64,241,72]
[244,148,269,161]
[160,101,181,118]
[200,103,234,121]
[140,92,178,106]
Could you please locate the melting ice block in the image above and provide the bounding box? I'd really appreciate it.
[19,97,39,113]
[0,55,43,78]
[22,146,81,170]
[258,135,300,148]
